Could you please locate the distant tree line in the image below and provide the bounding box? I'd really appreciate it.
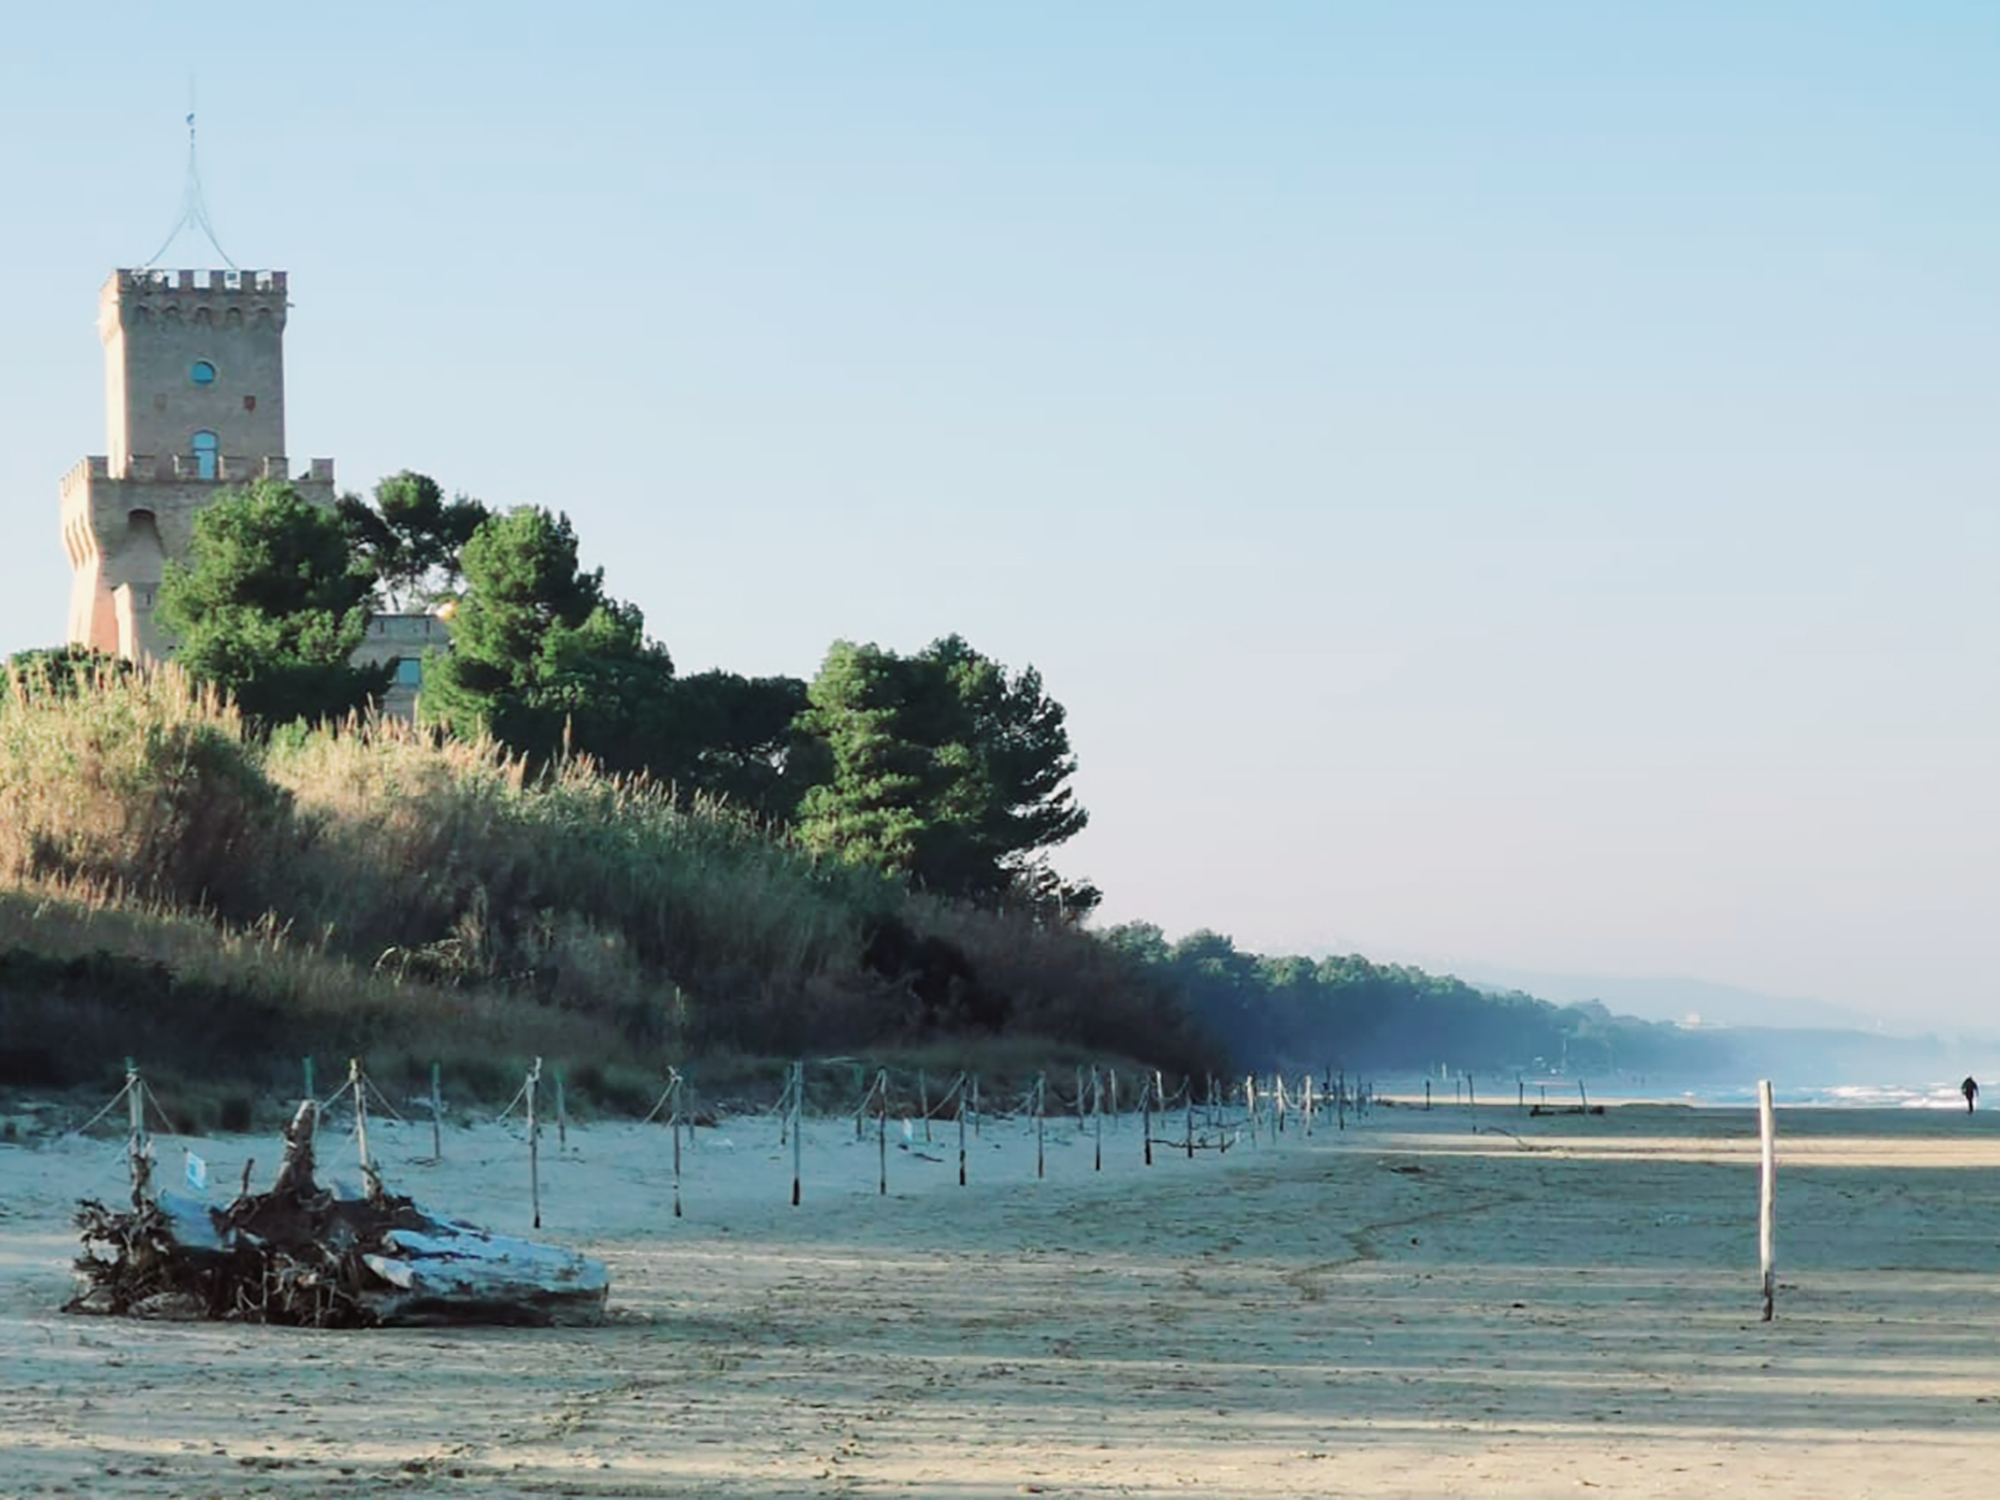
[1102,925,1734,1079]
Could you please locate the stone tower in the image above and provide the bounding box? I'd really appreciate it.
[60,268,336,661]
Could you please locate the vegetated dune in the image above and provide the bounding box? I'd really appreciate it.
[0,663,1214,1105]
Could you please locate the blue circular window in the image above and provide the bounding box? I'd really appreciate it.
[190,361,216,386]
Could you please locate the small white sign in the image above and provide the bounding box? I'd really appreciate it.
[184,1151,208,1193]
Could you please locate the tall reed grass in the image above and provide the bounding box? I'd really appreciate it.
[0,664,1218,1100]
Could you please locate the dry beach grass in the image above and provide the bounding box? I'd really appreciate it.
[3,1100,1999,1498]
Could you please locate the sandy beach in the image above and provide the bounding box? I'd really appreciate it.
[4,1096,1999,1498]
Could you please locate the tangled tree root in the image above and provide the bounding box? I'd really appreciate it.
[67,1101,607,1328]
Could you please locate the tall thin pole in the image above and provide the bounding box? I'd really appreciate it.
[958,1087,968,1187]
[1093,1067,1103,1171]
[350,1058,370,1178]
[430,1062,443,1161]
[125,1058,150,1207]
[877,1069,889,1196]
[527,1057,542,1229]
[1143,1075,1154,1166]
[672,1074,684,1219]
[1036,1073,1047,1180]
[791,1062,803,1207]
[1759,1079,1776,1322]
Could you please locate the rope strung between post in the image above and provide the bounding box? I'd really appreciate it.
[354,1068,408,1124]
[638,1069,683,1126]
[928,1072,967,1113]
[493,1076,531,1125]
[140,1081,184,1140]
[65,1079,137,1139]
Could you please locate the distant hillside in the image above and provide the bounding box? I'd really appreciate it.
[1448,964,1889,1035]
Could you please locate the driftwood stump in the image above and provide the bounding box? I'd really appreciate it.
[67,1100,607,1327]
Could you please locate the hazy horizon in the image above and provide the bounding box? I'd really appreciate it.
[2,4,1992,1033]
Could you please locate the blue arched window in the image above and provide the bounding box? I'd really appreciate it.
[191,430,218,481]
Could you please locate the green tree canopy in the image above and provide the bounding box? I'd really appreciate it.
[794,635,1093,911]
[156,480,387,727]
[650,670,812,821]
[337,471,490,613]
[419,505,676,769]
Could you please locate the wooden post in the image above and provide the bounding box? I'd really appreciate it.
[1185,1085,1195,1160]
[878,1070,889,1196]
[555,1069,568,1152]
[1143,1075,1154,1166]
[526,1057,542,1229]
[919,1069,931,1144]
[973,1074,981,1139]
[671,1074,684,1219]
[1759,1079,1776,1322]
[791,1062,803,1208]
[1108,1068,1118,1126]
[1468,1075,1475,1111]
[1093,1068,1103,1171]
[958,1089,967,1187]
[1303,1074,1314,1138]
[1424,1080,1431,1111]
[1518,1077,1525,1113]
[349,1058,370,1177]
[430,1062,443,1161]
[1246,1075,1258,1146]
[1036,1073,1047,1180]
[124,1058,150,1206]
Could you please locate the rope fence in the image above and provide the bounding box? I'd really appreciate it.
[59,1053,1390,1231]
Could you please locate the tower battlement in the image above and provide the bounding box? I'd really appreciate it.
[103,269,289,342]
[114,268,286,294]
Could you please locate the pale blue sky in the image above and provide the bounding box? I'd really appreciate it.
[2,3,1994,1030]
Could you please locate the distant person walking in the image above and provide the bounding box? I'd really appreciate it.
[1963,1077,1979,1114]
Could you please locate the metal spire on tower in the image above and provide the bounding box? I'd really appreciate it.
[143,93,237,270]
